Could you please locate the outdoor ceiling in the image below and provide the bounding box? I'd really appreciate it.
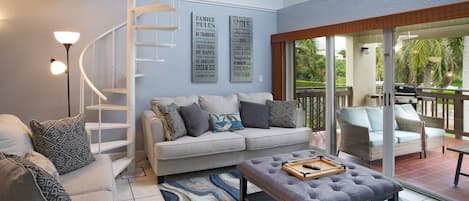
[341,17,469,44]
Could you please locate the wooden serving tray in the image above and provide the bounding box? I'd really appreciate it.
[281,156,346,181]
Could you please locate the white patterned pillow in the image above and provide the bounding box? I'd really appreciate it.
[29,113,95,175]
[199,95,239,114]
[0,114,35,156]
[25,151,60,181]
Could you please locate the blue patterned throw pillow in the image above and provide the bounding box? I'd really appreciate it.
[209,114,244,132]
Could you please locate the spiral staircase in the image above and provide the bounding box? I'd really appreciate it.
[78,0,177,177]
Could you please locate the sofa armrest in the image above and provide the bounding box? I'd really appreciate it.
[419,115,444,128]
[142,110,166,164]
[336,115,371,161]
[396,116,426,153]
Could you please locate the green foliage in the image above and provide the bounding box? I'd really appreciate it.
[296,80,345,88]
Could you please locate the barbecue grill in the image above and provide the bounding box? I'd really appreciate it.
[394,84,420,109]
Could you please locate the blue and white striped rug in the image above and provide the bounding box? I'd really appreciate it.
[159,171,261,201]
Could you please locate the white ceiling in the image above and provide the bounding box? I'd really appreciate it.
[187,0,307,11]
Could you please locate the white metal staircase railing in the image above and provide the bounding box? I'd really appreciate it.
[78,0,177,177]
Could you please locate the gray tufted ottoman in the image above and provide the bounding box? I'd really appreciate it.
[237,150,403,201]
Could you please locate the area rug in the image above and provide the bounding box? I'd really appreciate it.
[159,171,261,201]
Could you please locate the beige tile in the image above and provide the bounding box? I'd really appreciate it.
[116,182,134,201]
[135,160,151,168]
[128,167,157,182]
[121,167,146,179]
[130,179,161,199]
[134,194,165,201]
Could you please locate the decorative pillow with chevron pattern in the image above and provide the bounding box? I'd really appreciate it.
[29,113,95,175]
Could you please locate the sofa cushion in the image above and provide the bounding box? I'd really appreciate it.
[365,107,398,131]
[199,95,239,114]
[70,191,113,201]
[25,151,60,181]
[60,155,114,196]
[179,103,209,137]
[395,104,420,121]
[425,127,445,138]
[395,130,421,143]
[340,108,372,131]
[0,114,34,156]
[233,127,310,150]
[368,132,398,147]
[30,114,95,175]
[240,101,270,129]
[151,95,199,107]
[236,92,273,104]
[156,132,246,160]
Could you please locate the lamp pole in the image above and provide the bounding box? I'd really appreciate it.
[64,44,71,117]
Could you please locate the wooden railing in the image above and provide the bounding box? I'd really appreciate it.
[295,86,353,132]
[417,88,469,139]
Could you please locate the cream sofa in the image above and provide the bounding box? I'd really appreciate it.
[0,114,115,201]
[142,93,311,182]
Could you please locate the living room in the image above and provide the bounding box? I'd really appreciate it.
[1,0,469,201]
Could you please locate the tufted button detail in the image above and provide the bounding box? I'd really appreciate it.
[292,153,300,157]
[268,169,277,174]
[288,180,296,185]
[348,165,355,169]
[310,150,316,154]
[331,185,341,191]
[350,172,358,177]
[373,174,382,179]
[271,162,280,167]
[309,183,319,188]
[353,179,363,185]
[309,192,317,199]
[331,177,340,182]
[272,157,281,161]
[252,160,262,165]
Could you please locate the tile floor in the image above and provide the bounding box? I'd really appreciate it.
[116,159,440,201]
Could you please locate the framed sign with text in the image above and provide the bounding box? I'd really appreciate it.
[230,16,253,82]
[191,13,218,83]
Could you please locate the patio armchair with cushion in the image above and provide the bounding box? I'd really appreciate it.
[337,104,445,163]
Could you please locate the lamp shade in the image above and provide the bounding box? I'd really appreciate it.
[54,31,80,44]
[50,59,67,75]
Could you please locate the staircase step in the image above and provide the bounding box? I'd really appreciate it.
[135,58,165,63]
[135,42,176,48]
[133,3,175,14]
[86,104,127,111]
[91,140,131,154]
[103,88,127,94]
[113,156,134,177]
[135,74,145,78]
[85,123,130,131]
[134,25,178,31]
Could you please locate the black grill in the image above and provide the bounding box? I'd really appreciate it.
[395,84,419,108]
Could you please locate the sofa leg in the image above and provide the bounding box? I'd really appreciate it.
[442,146,445,154]
[419,152,422,159]
[336,150,340,157]
[157,176,165,184]
[424,150,427,158]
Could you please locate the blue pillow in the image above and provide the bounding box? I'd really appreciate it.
[209,114,244,132]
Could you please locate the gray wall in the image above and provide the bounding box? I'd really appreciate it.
[0,0,277,151]
[277,0,463,33]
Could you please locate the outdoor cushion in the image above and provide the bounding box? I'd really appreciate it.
[395,104,420,120]
[340,108,372,131]
[369,132,398,147]
[236,92,273,104]
[233,127,310,150]
[60,155,114,196]
[156,132,245,160]
[70,191,113,201]
[365,107,399,131]
[395,130,421,143]
[425,127,446,138]
[199,95,239,114]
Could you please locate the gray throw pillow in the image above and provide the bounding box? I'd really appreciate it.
[179,103,209,137]
[29,114,95,175]
[0,152,71,201]
[240,101,270,129]
[266,100,298,128]
[158,103,187,140]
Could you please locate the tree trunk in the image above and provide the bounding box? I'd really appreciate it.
[423,62,432,87]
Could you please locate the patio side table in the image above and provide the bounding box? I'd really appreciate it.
[447,143,469,185]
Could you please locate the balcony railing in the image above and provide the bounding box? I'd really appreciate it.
[295,86,353,131]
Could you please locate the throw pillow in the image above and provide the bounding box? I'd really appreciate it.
[0,114,35,156]
[29,113,95,175]
[239,101,270,129]
[0,152,71,201]
[209,114,244,132]
[266,100,298,128]
[151,105,174,141]
[25,151,60,181]
[158,103,187,140]
[179,103,209,137]
[199,95,239,114]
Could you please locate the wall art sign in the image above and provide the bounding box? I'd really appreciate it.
[191,13,218,83]
[230,16,253,83]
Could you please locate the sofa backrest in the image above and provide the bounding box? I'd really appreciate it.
[0,114,34,156]
[395,104,420,121]
[339,107,372,131]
